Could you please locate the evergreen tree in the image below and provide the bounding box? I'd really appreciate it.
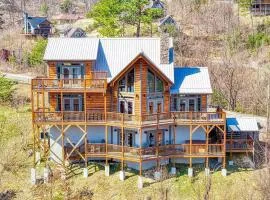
[88,0,163,37]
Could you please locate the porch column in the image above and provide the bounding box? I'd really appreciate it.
[105,125,110,176]
[188,124,193,177]
[120,114,125,181]
[205,126,210,176]
[171,124,176,175]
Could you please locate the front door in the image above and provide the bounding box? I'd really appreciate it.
[126,133,133,147]
[63,68,70,85]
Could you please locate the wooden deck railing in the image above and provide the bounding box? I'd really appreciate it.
[224,139,254,151]
[70,143,225,160]
[32,78,107,92]
[33,111,225,125]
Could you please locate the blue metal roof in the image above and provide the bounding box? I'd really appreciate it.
[27,17,47,29]
[170,67,212,94]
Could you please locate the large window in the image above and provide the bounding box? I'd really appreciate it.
[127,69,134,92]
[148,70,155,93]
[118,69,134,93]
[147,70,164,93]
[119,99,133,114]
[119,77,126,92]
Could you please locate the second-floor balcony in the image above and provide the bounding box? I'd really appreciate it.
[33,111,226,127]
[32,72,108,92]
[32,78,107,92]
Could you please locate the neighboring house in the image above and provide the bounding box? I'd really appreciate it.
[23,13,51,37]
[158,15,178,32]
[148,0,165,9]
[51,13,84,24]
[251,0,270,15]
[63,27,86,38]
[31,36,234,187]
[226,117,259,162]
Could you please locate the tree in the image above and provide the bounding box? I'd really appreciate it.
[27,39,48,67]
[89,0,123,37]
[89,0,164,37]
[60,0,72,13]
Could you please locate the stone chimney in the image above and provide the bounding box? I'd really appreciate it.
[160,32,170,64]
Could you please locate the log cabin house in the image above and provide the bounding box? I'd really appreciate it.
[30,36,258,187]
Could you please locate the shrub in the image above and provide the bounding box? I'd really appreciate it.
[0,76,16,104]
[27,38,47,67]
[247,32,270,50]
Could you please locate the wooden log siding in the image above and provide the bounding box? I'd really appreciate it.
[140,59,148,115]
[134,61,141,116]
[164,91,170,113]
[48,62,57,78]
[86,93,105,110]
[201,94,207,111]
[85,61,92,79]
[49,93,57,111]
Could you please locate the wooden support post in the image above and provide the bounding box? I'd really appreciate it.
[139,128,142,175]
[84,80,87,168]
[33,124,36,167]
[61,91,65,166]
[230,131,233,160]
[105,125,108,165]
[223,113,227,169]
[139,161,142,176]
[189,125,192,155]
[121,114,124,171]
[173,123,176,145]
[189,124,192,168]
[206,125,209,168]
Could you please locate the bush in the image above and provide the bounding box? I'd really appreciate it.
[247,32,270,50]
[27,38,47,67]
[0,76,16,104]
